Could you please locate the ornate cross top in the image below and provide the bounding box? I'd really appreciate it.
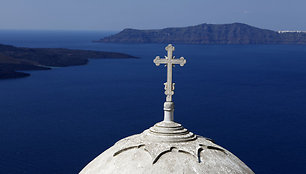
[153,44,186,102]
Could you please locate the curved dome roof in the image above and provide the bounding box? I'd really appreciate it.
[80,121,254,174]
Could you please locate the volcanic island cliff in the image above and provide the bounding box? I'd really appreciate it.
[96,23,306,44]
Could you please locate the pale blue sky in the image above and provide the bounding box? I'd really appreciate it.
[0,0,305,31]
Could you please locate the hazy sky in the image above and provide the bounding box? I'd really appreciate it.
[0,0,305,31]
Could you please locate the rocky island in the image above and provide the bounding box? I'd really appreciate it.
[97,23,306,44]
[0,44,136,79]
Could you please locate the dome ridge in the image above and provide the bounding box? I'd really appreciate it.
[147,121,197,142]
[111,124,227,165]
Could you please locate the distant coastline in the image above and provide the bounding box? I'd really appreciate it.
[0,44,136,79]
[96,23,306,45]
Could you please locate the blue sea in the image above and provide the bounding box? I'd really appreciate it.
[0,30,306,174]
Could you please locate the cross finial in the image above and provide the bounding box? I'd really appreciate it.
[153,44,186,122]
[154,44,186,102]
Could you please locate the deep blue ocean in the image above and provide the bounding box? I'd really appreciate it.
[0,30,306,174]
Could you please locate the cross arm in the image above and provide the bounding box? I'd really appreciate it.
[171,57,186,66]
[153,56,168,66]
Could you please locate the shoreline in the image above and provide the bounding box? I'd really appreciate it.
[0,44,137,79]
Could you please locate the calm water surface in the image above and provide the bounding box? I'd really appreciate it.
[0,30,306,173]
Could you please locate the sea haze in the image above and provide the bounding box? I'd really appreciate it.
[0,30,306,174]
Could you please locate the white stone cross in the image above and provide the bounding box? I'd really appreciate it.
[153,44,186,102]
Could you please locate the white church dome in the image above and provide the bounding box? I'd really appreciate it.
[80,44,254,174]
[80,121,254,174]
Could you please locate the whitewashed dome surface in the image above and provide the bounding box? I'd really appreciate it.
[80,121,254,174]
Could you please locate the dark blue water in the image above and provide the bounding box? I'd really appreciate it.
[0,30,306,174]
